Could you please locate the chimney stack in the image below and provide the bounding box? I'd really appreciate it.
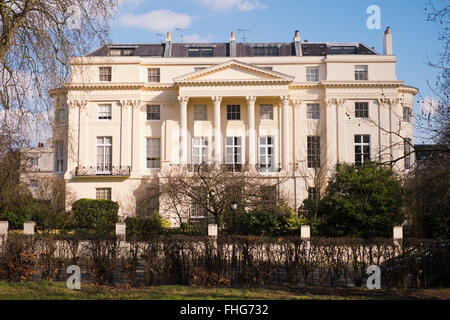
[294,30,302,56]
[383,27,393,55]
[230,31,236,57]
[163,31,172,57]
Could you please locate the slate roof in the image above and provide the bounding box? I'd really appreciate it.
[87,41,377,57]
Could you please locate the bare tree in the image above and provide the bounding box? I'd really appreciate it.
[0,109,35,226]
[159,164,289,229]
[296,109,329,219]
[0,0,119,113]
[31,176,76,235]
[422,1,449,147]
[402,1,450,237]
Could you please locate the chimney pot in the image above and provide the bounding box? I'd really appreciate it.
[383,27,393,55]
[294,30,302,56]
[230,31,237,57]
[164,32,173,57]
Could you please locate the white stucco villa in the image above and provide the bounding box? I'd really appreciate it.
[50,28,417,224]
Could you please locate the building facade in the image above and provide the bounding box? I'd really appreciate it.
[20,141,56,197]
[52,29,418,223]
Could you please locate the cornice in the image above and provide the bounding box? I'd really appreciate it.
[176,79,292,86]
[64,82,146,90]
[290,80,404,89]
[53,80,413,95]
[398,85,419,95]
[320,80,404,88]
[289,82,321,89]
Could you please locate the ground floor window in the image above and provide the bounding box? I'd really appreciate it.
[354,134,370,165]
[96,188,111,200]
[29,180,38,189]
[308,186,318,200]
[259,136,275,172]
[307,136,320,168]
[192,137,209,165]
[225,136,242,171]
[146,138,161,169]
[404,139,412,169]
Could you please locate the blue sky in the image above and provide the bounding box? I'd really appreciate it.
[112,0,445,143]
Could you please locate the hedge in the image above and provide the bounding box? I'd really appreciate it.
[70,198,119,234]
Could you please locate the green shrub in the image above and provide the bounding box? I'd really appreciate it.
[0,192,34,229]
[0,210,32,230]
[180,222,190,231]
[70,198,119,234]
[225,207,308,236]
[302,162,404,238]
[125,211,170,236]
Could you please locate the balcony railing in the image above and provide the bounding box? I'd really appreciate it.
[75,166,131,177]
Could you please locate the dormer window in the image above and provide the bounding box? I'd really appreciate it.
[188,47,213,57]
[109,48,135,56]
[252,46,278,56]
[330,46,357,54]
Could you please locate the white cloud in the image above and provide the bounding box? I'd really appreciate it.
[237,0,267,11]
[183,33,213,43]
[119,9,192,32]
[195,0,267,11]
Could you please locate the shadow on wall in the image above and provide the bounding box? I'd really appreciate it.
[132,178,160,219]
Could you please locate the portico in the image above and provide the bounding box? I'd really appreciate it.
[174,60,294,170]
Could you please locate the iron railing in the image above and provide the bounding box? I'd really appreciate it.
[75,166,131,177]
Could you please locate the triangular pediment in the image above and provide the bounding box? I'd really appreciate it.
[174,60,294,84]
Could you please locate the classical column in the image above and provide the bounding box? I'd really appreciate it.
[292,99,303,169]
[325,98,346,164]
[280,95,291,171]
[387,98,401,166]
[325,98,338,170]
[69,100,87,168]
[129,100,141,174]
[178,96,189,164]
[246,96,256,166]
[212,96,222,163]
[119,100,132,168]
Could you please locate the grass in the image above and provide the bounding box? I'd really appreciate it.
[0,281,448,300]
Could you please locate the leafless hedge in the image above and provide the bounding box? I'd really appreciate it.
[0,235,448,289]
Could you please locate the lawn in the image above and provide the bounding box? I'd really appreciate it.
[0,281,448,300]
